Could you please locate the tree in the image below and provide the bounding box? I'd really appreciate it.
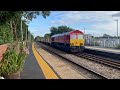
[44,33,50,38]
[0,11,22,41]
[0,11,22,25]
[31,34,34,42]
[103,34,110,38]
[50,27,58,36]
[0,23,13,45]
[35,36,41,41]
[22,11,50,22]
[50,25,74,36]
[0,11,50,42]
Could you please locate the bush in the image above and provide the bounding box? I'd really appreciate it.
[0,23,13,45]
[0,42,27,76]
[91,42,100,46]
[115,45,120,49]
[0,39,4,45]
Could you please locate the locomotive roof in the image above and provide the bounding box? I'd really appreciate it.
[51,30,83,37]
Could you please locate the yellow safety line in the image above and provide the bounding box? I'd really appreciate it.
[32,42,59,79]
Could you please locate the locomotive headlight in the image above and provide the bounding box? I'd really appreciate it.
[80,43,83,45]
[71,43,74,46]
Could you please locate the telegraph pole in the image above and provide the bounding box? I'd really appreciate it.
[114,19,119,44]
[30,33,31,43]
[116,19,118,40]
[21,17,23,41]
[26,26,28,41]
[84,28,85,34]
[28,31,29,42]
[93,33,95,46]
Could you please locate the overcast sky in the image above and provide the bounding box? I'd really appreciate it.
[28,11,120,37]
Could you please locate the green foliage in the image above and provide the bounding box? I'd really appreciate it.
[27,31,34,42]
[15,19,29,41]
[44,33,50,38]
[115,45,120,49]
[0,23,13,45]
[23,11,50,22]
[0,11,22,25]
[0,11,50,43]
[0,42,27,76]
[17,49,26,71]
[50,25,74,36]
[92,41,100,46]
[0,46,18,75]
[0,11,22,42]
[34,36,42,41]
[0,11,51,76]
[31,34,34,42]
[91,41,100,46]
[0,11,50,25]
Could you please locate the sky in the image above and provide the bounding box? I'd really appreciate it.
[28,11,120,37]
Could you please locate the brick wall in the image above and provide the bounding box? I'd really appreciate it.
[0,44,8,61]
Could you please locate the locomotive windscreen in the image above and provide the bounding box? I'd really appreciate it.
[70,33,76,39]
[77,34,83,39]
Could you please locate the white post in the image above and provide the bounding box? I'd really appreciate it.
[117,19,118,41]
[117,19,119,45]
[93,33,95,46]
[28,31,29,42]
[114,19,119,45]
[26,27,27,41]
[21,17,23,41]
[30,31,31,43]
[84,28,85,34]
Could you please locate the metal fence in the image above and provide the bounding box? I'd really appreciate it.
[85,35,120,48]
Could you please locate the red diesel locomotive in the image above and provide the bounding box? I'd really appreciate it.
[51,30,85,52]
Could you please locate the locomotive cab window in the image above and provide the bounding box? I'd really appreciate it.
[70,33,76,39]
[78,34,83,39]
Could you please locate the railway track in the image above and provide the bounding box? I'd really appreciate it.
[36,42,110,79]
[75,52,120,69]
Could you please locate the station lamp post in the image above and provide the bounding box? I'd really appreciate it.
[21,17,23,41]
[114,19,119,44]
[29,30,31,42]
[83,28,85,45]
[29,31,32,43]
[93,33,95,46]
[84,28,85,34]
[26,25,28,41]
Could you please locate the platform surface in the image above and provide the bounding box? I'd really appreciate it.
[20,43,58,79]
[85,46,120,54]
[20,44,45,79]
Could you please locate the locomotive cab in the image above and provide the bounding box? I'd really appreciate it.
[70,30,84,52]
[51,30,85,53]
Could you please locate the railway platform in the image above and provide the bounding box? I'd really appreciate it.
[20,42,59,79]
[35,42,87,79]
[85,46,120,54]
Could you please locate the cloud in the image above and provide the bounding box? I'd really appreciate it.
[28,11,120,37]
[51,11,120,25]
[91,22,116,31]
[90,21,120,36]
[50,11,120,36]
[28,25,50,37]
[112,12,120,17]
